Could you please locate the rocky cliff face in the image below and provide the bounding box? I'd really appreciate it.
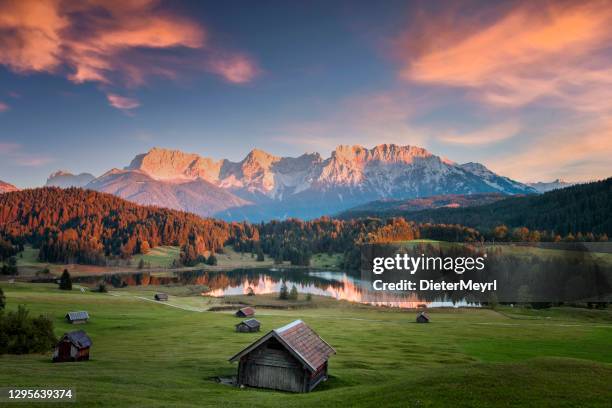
[82,144,536,220]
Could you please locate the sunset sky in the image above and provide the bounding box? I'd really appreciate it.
[1,0,611,187]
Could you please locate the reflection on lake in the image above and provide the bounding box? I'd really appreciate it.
[73,268,477,308]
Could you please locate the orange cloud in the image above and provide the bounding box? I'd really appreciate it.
[397,1,612,111]
[437,121,521,145]
[0,0,259,110]
[489,117,612,182]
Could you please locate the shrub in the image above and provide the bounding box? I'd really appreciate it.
[0,305,57,355]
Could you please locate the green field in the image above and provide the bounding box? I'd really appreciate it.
[0,283,611,407]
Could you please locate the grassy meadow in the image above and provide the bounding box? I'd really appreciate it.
[0,282,610,407]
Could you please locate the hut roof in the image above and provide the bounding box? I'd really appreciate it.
[417,312,430,321]
[63,330,92,348]
[66,311,89,321]
[229,320,335,372]
[238,307,255,316]
[237,318,261,329]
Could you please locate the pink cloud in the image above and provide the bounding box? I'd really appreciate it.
[394,2,612,111]
[207,53,260,84]
[107,94,141,110]
[0,142,53,167]
[0,101,9,112]
[0,0,260,110]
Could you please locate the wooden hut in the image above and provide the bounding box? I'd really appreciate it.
[236,319,261,333]
[65,311,89,324]
[154,293,168,301]
[229,320,335,392]
[416,312,430,323]
[52,330,92,362]
[235,307,255,318]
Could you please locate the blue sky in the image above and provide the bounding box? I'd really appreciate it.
[1,0,611,187]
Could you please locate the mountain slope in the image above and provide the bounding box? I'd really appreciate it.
[0,187,233,264]
[0,180,18,194]
[86,169,251,218]
[46,171,95,188]
[391,178,612,235]
[337,193,507,219]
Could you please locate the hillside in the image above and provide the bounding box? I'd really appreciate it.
[0,188,234,264]
[338,193,507,219]
[386,178,612,235]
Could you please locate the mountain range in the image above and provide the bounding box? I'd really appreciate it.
[527,179,575,193]
[46,170,95,188]
[41,144,538,220]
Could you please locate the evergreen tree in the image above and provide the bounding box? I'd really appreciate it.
[206,254,218,266]
[59,269,72,290]
[256,247,265,262]
[279,281,288,300]
[138,258,145,269]
[289,285,298,300]
[0,287,5,310]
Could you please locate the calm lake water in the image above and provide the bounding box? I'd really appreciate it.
[73,268,478,309]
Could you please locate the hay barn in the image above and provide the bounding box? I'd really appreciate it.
[236,319,261,333]
[229,320,335,392]
[154,293,168,301]
[65,311,89,324]
[416,312,430,323]
[235,307,255,317]
[52,330,92,363]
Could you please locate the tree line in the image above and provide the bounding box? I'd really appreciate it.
[0,186,607,271]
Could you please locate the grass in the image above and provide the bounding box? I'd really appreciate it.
[0,282,610,407]
[131,246,180,268]
[310,253,343,269]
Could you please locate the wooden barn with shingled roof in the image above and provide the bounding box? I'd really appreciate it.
[235,307,255,318]
[52,330,92,363]
[229,320,335,392]
[236,318,261,333]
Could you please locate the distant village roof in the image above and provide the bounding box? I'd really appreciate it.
[237,318,260,329]
[66,311,89,321]
[64,330,92,348]
[229,320,335,372]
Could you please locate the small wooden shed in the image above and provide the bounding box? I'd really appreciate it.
[229,320,335,393]
[154,293,168,301]
[235,307,255,318]
[236,318,261,333]
[53,330,92,362]
[65,311,89,324]
[416,312,430,323]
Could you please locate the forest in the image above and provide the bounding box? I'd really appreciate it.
[352,177,612,236]
[0,182,609,271]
